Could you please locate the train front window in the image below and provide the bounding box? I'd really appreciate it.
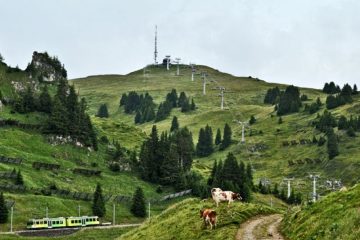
[27,220,33,226]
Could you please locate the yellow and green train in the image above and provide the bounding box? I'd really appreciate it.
[27,216,100,229]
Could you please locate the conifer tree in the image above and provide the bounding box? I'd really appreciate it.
[47,97,69,135]
[178,92,187,108]
[327,128,339,159]
[39,85,52,113]
[15,170,24,185]
[172,127,194,171]
[160,143,180,185]
[353,84,358,94]
[215,128,222,145]
[170,116,179,132]
[190,98,196,110]
[120,93,128,106]
[130,187,146,217]
[246,164,253,189]
[92,183,105,217]
[207,160,217,186]
[181,98,191,112]
[96,104,109,118]
[22,87,35,113]
[220,123,232,150]
[204,125,214,155]
[0,192,8,224]
[249,115,256,125]
[196,128,206,157]
[134,111,142,124]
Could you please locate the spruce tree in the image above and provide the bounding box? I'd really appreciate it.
[134,111,142,124]
[181,98,191,112]
[92,183,105,217]
[120,93,128,106]
[15,170,24,185]
[172,127,194,171]
[220,123,232,150]
[170,116,179,132]
[39,85,52,113]
[246,164,253,189]
[249,115,256,125]
[22,87,35,113]
[96,104,109,118]
[190,98,196,110]
[0,192,8,224]
[204,125,214,156]
[130,187,146,217]
[327,128,339,159]
[196,128,206,157]
[353,84,358,94]
[160,143,180,185]
[215,128,222,145]
[207,160,217,186]
[178,92,187,108]
[47,97,69,135]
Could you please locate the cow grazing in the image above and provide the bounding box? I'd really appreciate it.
[211,188,242,207]
[200,209,217,230]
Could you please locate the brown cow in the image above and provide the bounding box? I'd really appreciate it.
[200,208,217,230]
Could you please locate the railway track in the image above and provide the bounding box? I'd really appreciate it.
[1,223,141,238]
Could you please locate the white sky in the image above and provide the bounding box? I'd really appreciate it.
[1,0,360,88]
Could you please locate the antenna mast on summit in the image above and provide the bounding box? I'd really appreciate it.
[154,25,158,65]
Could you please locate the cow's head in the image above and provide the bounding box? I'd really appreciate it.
[232,193,242,200]
[211,188,222,193]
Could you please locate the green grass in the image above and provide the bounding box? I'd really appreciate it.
[0,227,134,240]
[281,184,360,240]
[71,64,360,194]
[119,197,277,240]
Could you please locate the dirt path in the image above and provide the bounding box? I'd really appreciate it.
[236,214,284,240]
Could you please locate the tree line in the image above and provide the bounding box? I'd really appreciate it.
[258,182,302,205]
[119,89,196,124]
[264,85,303,116]
[325,83,357,110]
[12,80,98,150]
[207,152,253,202]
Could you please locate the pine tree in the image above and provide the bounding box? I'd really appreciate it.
[215,128,222,145]
[170,116,179,132]
[47,97,69,135]
[190,98,196,110]
[160,143,180,185]
[96,104,109,118]
[92,183,106,217]
[204,125,214,156]
[178,92,187,108]
[220,123,232,150]
[39,85,52,113]
[55,78,68,103]
[130,187,146,217]
[353,84,358,94]
[207,160,217,186]
[246,164,253,189]
[181,98,191,112]
[0,192,8,224]
[134,111,142,124]
[120,93,128,106]
[15,170,24,185]
[327,128,339,159]
[22,87,35,113]
[196,128,206,157]
[249,115,256,125]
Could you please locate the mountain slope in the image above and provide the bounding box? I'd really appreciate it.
[282,184,360,240]
[72,64,360,194]
[118,198,277,240]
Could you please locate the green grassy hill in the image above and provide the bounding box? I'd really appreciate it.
[119,197,278,240]
[72,64,360,194]
[282,184,360,240]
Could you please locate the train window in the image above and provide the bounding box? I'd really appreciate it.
[60,221,63,224]
[71,220,74,224]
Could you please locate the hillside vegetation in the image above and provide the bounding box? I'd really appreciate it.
[119,198,277,240]
[72,65,360,195]
[282,184,360,240]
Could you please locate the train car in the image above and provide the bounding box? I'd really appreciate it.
[27,216,100,229]
[66,216,100,227]
[27,217,66,229]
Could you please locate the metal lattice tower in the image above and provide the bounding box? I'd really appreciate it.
[154,25,158,65]
[175,58,181,76]
[219,87,225,110]
[190,63,195,81]
[310,174,320,202]
[202,72,207,95]
[283,178,295,198]
[165,55,171,70]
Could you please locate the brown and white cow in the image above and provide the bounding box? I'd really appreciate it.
[211,188,242,207]
[200,208,217,230]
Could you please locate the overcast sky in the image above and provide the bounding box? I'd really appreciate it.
[1,0,360,88]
